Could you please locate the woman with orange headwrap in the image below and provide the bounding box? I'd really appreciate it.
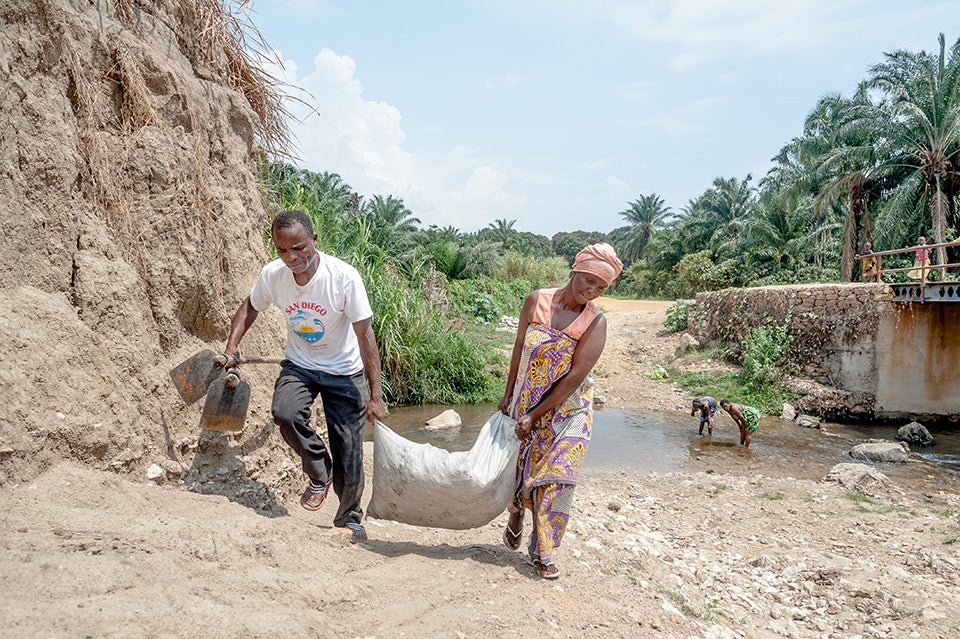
[498,242,623,579]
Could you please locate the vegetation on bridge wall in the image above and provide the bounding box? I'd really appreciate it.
[689,284,894,384]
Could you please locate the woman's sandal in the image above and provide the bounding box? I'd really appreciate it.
[534,559,560,580]
[502,521,523,551]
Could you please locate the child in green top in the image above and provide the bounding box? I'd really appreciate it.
[719,399,760,448]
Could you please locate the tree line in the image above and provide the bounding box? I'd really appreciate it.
[256,34,960,404]
[266,34,960,301]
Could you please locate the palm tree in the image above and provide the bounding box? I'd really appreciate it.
[641,224,685,272]
[766,89,890,280]
[618,194,672,262]
[678,176,756,260]
[301,170,354,214]
[744,194,840,279]
[419,225,462,244]
[843,34,960,268]
[486,218,517,245]
[361,194,421,255]
[424,240,500,279]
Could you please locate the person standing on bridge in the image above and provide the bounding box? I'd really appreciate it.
[858,242,877,282]
[907,236,930,281]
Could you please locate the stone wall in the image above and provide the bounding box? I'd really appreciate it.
[687,284,960,421]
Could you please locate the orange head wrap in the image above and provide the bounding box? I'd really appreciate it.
[572,242,623,285]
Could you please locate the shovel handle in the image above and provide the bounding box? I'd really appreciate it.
[224,370,241,389]
[213,354,284,367]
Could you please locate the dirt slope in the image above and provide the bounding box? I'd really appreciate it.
[0,0,288,487]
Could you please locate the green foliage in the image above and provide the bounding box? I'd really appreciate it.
[366,265,502,404]
[650,364,668,380]
[667,368,796,415]
[551,230,608,265]
[617,194,672,263]
[748,265,842,287]
[463,290,502,324]
[616,263,680,300]
[663,302,689,332]
[674,251,740,296]
[705,483,728,495]
[448,277,530,323]
[360,194,420,256]
[742,322,794,387]
[417,239,500,280]
[491,251,568,290]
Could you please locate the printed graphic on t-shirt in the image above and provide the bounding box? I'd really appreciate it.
[289,308,325,345]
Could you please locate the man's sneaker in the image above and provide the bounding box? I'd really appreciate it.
[300,480,331,512]
[345,522,368,544]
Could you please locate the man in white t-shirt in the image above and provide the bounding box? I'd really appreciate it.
[224,209,386,544]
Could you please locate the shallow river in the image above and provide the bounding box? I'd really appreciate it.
[366,404,960,495]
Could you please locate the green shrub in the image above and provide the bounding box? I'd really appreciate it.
[367,267,501,404]
[675,251,741,297]
[618,263,683,299]
[491,251,568,290]
[663,302,689,332]
[742,322,793,386]
[448,277,530,323]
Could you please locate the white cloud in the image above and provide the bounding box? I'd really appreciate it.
[260,49,411,193]
[454,166,527,210]
[485,73,527,90]
[605,175,632,196]
[259,47,534,231]
[626,96,726,136]
[525,0,934,60]
[280,49,413,196]
[613,80,655,103]
[580,158,612,171]
[607,0,843,52]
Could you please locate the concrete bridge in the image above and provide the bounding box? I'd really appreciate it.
[689,283,960,421]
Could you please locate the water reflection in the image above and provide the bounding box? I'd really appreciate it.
[371,405,960,493]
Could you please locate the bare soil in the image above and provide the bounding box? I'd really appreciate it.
[2,299,958,639]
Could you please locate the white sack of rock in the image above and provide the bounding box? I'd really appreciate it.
[367,412,520,529]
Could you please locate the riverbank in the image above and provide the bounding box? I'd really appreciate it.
[3,452,958,638]
[1,298,958,638]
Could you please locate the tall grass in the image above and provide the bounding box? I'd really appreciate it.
[261,166,502,404]
[492,251,569,290]
[666,368,796,415]
[365,261,502,404]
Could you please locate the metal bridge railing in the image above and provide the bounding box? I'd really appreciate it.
[856,239,960,303]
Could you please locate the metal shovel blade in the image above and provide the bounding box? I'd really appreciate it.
[199,372,251,431]
[169,349,224,405]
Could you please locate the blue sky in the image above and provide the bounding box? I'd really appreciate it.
[248,1,960,237]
